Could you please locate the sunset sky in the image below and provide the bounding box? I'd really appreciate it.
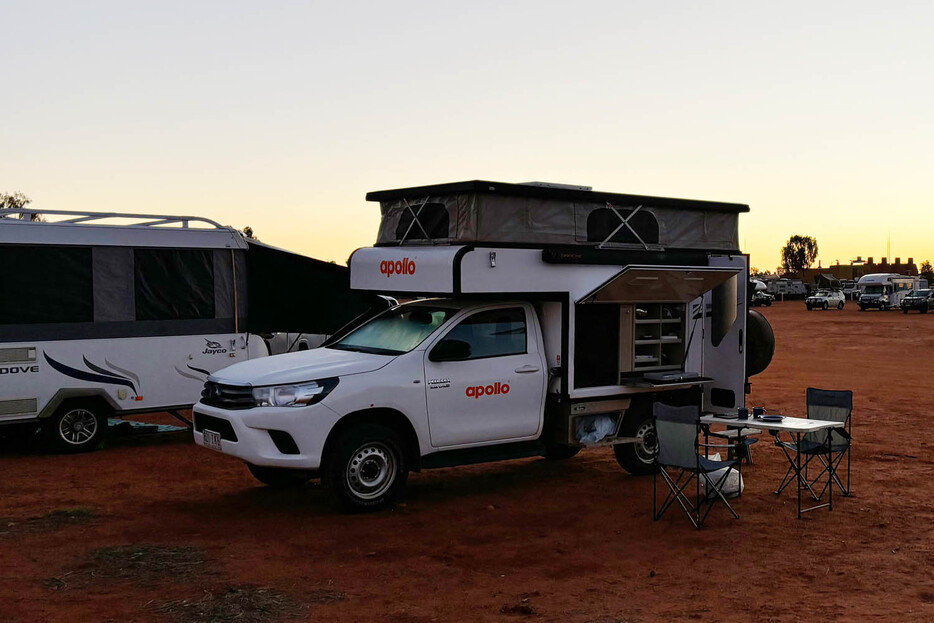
[3,2,932,271]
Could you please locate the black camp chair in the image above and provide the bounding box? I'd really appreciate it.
[774,388,852,499]
[653,403,740,528]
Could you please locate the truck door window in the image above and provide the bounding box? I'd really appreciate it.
[439,308,527,360]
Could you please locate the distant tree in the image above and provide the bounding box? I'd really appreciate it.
[241,226,258,240]
[750,267,761,277]
[0,191,41,220]
[920,260,933,284]
[780,235,819,275]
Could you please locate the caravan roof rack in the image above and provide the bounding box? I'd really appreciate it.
[0,208,246,249]
[0,208,228,230]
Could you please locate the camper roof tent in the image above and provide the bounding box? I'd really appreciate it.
[351,181,745,300]
[367,179,747,250]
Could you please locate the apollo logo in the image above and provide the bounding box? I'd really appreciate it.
[465,382,510,399]
[379,258,416,278]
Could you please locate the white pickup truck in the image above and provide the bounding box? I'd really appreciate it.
[192,180,774,511]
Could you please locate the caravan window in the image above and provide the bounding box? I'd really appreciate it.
[0,246,93,324]
[134,249,215,321]
[394,203,449,240]
[586,208,659,245]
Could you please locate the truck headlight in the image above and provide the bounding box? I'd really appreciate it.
[252,378,339,407]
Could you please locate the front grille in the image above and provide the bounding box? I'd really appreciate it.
[193,412,238,442]
[200,381,254,410]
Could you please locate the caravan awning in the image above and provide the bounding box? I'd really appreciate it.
[578,265,741,304]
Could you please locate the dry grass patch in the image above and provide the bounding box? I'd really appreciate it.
[153,584,301,623]
[1,507,95,536]
[43,544,213,590]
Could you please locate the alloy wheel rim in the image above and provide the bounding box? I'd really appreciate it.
[634,420,658,464]
[59,409,98,445]
[345,442,397,500]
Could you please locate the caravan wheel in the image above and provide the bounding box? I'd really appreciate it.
[43,401,107,453]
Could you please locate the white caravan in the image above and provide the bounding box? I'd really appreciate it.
[857,273,918,311]
[0,209,383,452]
[193,181,775,511]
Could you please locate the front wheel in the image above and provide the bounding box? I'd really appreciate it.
[858,305,866,312]
[806,304,813,311]
[823,301,829,310]
[903,307,909,314]
[247,464,312,488]
[613,414,657,475]
[325,424,408,512]
[43,401,107,453]
[922,306,928,314]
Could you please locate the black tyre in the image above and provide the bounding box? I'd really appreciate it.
[544,444,582,460]
[838,301,844,310]
[42,400,107,453]
[765,300,772,307]
[822,301,829,310]
[247,464,312,488]
[806,304,812,311]
[858,305,866,312]
[903,307,909,314]
[922,306,928,314]
[613,412,657,475]
[325,424,408,512]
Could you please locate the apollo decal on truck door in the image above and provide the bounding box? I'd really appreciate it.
[465,382,510,398]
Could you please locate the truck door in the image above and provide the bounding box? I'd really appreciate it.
[423,305,545,447]
[703,255,748,415]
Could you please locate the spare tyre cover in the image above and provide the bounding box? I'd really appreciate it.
[746,309,775,377]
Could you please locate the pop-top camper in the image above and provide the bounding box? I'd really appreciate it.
[192,181,774,511]
[0,209,383,452]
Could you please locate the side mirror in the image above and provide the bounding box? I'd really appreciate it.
[429,339,472,362]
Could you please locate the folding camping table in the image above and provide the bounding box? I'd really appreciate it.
[700,415,846,519]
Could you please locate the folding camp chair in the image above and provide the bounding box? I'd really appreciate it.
[774,388,852,499]
[653,403,741,528]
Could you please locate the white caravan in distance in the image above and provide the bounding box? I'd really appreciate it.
[192,180,776,511]
[857,273,918,311]
[0,209,384,452]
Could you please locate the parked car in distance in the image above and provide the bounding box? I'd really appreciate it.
[751,291,774,307]
[901,289,934,314]
[806,290,845,310]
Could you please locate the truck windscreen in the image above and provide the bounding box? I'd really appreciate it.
[329,305,456,355]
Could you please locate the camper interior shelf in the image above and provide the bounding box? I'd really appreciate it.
[632,303,685,372]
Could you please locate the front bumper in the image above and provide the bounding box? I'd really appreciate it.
[192,401,342,470]
[859,298,887,308]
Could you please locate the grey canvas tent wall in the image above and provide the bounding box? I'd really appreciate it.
[367,180,748,251]
[244,240,386,335]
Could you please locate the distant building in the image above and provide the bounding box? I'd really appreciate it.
[797,256,918,285]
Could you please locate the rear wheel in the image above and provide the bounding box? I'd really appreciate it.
[247,464,312,488]
[43,400,107,453]
[613,413,657,475]
[922,305,928,314]
[325,424,408,512]
[838,301,844,310]
[765,300,772,307]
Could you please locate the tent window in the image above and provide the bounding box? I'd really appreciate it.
[135,249,215,321]
[0,246,93,324]
[586,208,659,245]
[395,203,449,240]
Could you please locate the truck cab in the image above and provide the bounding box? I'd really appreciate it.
[193,181,773,511]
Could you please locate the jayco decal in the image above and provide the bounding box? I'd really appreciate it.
[202,339,228,355]
[379,258,416,278]
[465,382,510,399]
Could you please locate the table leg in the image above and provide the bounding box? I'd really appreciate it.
[796,431,802,520]
[827,427,833,511]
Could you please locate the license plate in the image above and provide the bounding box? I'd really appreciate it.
[203,429,223,452]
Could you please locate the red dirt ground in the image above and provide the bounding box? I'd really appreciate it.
[2,302,933,622]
